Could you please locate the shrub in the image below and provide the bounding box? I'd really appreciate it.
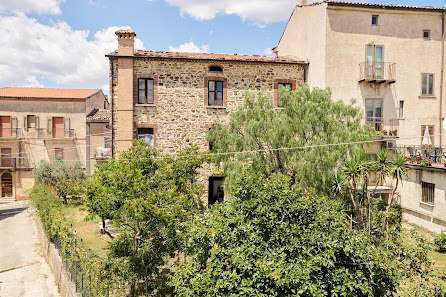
[435,232,446,253]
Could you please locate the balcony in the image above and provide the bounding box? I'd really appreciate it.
[0,157,16,168]
[0,128,21,138]
[396,146,446,167]
[37,128,75,139]
[367,118,399,137]
[359,61,396,84]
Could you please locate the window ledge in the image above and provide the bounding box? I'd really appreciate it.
[420,201,434,207]
[419,95,436,99]
[135,104,157,107]
[205,106,226,109]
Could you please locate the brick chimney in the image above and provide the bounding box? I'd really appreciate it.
[115,29,136,56]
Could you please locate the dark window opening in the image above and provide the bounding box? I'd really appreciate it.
[208,176,224,205]
[27,115,36,129]
[422,182,435,204]
[208,80,224,106]
[372,15,379,25]
[424,30,431,39]
[137,128,154,147]
[138,78,154,104]
[209,66,223,72]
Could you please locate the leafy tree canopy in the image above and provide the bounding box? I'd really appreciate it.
[84,140,205,295]
[33,156,86,202]
[207,85,371,195]
[171,170,399,296]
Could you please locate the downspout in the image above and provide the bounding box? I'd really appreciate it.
[440,11,445,148]
[110,57,115,158]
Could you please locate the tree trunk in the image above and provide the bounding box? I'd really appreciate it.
[350,179,363,229]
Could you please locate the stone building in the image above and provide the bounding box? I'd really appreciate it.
[274,1,446,233]
[0,87,108,201]
[107,29,307,204]
[86,108,111,174]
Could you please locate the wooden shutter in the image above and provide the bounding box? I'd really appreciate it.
[48,118,53,137]
[24,116,28,130]
[64,118,70,137]
[36,116,40,129]
[11,117,17,137]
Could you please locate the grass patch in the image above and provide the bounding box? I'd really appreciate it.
[61,204,111,258]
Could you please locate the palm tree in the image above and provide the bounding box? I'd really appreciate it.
[387,152,408,211]
[343,150,371,229]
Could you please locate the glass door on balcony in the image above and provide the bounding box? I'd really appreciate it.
[366,45,383,79]
[366,99,382,131]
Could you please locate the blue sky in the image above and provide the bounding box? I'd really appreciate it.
[0,0,443,93]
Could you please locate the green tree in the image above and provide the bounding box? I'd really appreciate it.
[33,156,86,203]
[84,140,204,296]
[171,170,399,296]
[207,85,371,195]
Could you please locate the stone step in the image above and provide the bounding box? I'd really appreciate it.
[0,198,17,204]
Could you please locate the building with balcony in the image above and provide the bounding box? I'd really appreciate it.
[0,87,108,201]
[107,29,307,204]
[274,1,446,233]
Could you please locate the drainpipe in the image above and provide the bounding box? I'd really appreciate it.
[110,58,115,158]
[440,11,445,148]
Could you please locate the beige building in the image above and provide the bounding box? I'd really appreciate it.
[0,87,108,201]
[107,29,307,204]
[86,109,111,174]
[274,1,446,233]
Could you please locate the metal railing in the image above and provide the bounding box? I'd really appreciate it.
[37,128,75,139]
[367,118,399,135]
[0,128,21,138]
[359,61,396,82]
[0,157,16,168]
[396,146,446,165]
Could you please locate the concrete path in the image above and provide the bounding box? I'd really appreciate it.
[0,201,60,297]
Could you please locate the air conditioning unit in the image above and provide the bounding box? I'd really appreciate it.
[386,140,396,149]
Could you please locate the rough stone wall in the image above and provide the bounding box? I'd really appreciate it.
[110,57,305,202]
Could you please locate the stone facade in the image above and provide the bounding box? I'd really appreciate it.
[108,30,307,203]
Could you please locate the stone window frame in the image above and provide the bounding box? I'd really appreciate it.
[204,76,228,108]
[135,123,158,148]
[274,79,296,108]
[372,15,379,26]
[134,74,158,106]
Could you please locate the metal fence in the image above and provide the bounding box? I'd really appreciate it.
[396,146,446,165]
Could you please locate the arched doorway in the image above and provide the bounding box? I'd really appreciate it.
[1,172,13,197]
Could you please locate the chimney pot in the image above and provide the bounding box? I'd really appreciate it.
[115,29,136,56]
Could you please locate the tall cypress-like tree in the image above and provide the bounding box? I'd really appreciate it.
[207,85,371,194]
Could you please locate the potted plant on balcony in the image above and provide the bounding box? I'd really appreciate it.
[382,130,388,136]
[421,158,433,167]
[393,129,398,136]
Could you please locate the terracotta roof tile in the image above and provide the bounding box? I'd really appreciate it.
[87,109,111,122]
[307,1,446,11]
[0,87,101,99]
[115,29,136,35]
[107,50,306,64]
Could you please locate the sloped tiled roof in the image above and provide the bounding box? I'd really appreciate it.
[87,109,111,122]
[107,50,306,64]
[0,87,101,99]
[306,1,446,12]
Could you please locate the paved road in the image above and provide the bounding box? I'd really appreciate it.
[0,201,60,297]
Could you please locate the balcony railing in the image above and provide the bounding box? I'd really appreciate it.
[0,128,21,138]
[396,146,446,166]
[359,61,396,84]
[0,157,16,168]
[37,128,75,139]
[367,118,399,136]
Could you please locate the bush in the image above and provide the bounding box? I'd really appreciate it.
[435,232,446,253]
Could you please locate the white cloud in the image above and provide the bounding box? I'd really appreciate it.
[0,14,144,92]
[263,48,274,56]
[163,0,368,26]
[164,0,297,26]
[0,0,66,15]
[169,42,209,53]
